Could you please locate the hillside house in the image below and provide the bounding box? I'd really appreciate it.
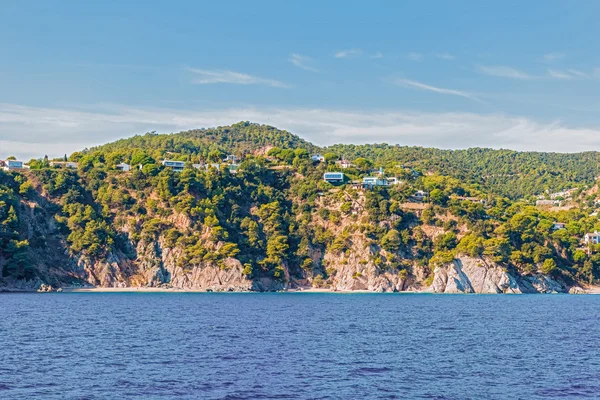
[323,172,346,184]
[116,163,131,171]
[336,159,353,169]
[2,160,25,171]
[362,177,388,188]
[585,231,600,245]
[161,160,185,172]
[312,154,325,162]
[413,190,428,201]
[50,161,78,169]
[224,154,238,163]
[552,222,566,230]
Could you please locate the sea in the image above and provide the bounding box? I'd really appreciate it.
[1,292,599,399]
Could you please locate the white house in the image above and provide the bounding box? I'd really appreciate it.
[336,159,353,169]
[312,154,325,162]
[552,222,566,230]
[362,177,388,187]
[161,160,185,172]
[413,190,428,201]
[323,172,345,184]
[116,163,131,172]
[223,154,238,163]
[585,231,600,245]
[2,160,25,171]
[50,161,78,169]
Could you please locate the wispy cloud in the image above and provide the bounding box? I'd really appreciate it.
[477,65,536,80]
[4,103,600,159]
[567,69,589,78]
[334,48,363,58]
[407,52,424,62]
[370,52,384,59]
[543,53,565,62]
[392,78,485,104]
[435,52,456,61]
[186,68,290,88]
[547,69,573,80]
[480,64,594,81]
[288,53,319,72]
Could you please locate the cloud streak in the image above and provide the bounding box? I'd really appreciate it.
[477,65,536,80]
[392,78,486,104]
[547,69,573,80]
[334,48,363,58]
[5,103,600,160]
[288,53,319,72]
[186,68,290,88]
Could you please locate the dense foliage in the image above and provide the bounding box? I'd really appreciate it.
[4,122,600,287]
[326,144,600,199]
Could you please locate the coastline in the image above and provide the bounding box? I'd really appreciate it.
[56,285,600,294]
[61,287,379,294]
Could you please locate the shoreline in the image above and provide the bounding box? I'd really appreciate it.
[53,285,600,294]
[61,287,380,294]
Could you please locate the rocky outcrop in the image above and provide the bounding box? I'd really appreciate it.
[428,257,565,294]
[519,274,564,294]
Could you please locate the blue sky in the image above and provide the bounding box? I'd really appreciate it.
[2,0,600,159]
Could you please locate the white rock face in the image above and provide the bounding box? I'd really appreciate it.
[428,257,563,294]
[569,286,587,294]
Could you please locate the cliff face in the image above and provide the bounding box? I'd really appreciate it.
[428,257,565,294]
[72,240,273,292]
[0,174,571,294]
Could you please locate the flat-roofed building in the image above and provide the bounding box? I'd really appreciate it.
[161,160,185,172]
[2,160,25,171]
[323,172,346,184]
[116,163,131,171]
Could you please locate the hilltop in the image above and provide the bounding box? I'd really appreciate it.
[1,122,600,293]
[83,122,600,200]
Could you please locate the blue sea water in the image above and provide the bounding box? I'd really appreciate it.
[1,293,600,399]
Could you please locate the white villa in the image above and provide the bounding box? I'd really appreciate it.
[585,231,600,245]
[362,176,401,188]
[50,161,78,169]
[336,159,354,169]
[1,160,27,171]
[312,154,325,162]
[116,163,131,171]
[323,172,345,184]
[161,160,185,172]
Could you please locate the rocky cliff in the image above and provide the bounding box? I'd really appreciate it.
[428,257,565,294]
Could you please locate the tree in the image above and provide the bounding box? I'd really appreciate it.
[354,157,372,170]
[381,229,402,252]
[131,151,155,166]
[540,258,557,275]
[208,149,224,163]
[324,152,338,163]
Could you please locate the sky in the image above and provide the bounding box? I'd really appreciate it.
[2,0,600,159]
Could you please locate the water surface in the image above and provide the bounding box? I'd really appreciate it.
[1,293,599,399]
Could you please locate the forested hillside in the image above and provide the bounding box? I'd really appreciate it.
[326,144,600,199]
[2,122,600,292]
